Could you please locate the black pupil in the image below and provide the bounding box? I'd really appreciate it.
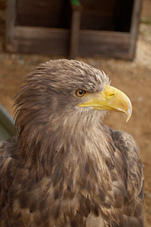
[79,90,84,95]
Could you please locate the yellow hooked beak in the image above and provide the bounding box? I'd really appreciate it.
[79,85,132,121]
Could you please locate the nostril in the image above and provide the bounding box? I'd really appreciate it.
[108,93,115,97]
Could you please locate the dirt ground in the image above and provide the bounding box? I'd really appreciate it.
[0,0,151,226]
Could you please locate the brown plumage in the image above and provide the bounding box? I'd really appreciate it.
[0,59,144,227]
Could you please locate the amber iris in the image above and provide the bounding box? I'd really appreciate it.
[75,89,86,97]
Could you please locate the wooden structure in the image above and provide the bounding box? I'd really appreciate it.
[5,0,142,60]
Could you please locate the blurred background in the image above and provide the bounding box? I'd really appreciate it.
[0,0,151,226]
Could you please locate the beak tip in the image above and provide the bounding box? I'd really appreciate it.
[126,115,131,122]
[126,105,132,122]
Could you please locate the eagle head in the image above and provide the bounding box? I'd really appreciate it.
[15,59,132,161]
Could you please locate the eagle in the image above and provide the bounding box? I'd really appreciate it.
[0,59,144,227]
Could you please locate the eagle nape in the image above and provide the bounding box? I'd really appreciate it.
[0,59,144,227]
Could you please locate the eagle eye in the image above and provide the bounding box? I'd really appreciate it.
[75,89,86,97]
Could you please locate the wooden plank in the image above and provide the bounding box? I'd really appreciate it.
[129,0,142,59]
[11,26,131,59]
[69,8,81,59]
[14,27,68,39]
[5,0,16,51]
[79,30,131,59]
[13,27,69,56]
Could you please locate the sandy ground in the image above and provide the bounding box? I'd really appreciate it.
[0,0,151,226]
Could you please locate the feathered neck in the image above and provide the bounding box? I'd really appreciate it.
[16,109,112,178]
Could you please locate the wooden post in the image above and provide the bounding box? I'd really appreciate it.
[69,3,81,59]
[5,0,16,51]
[129,0,142,59]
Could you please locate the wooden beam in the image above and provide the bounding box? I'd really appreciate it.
[5,0,16,51]
[69,5,81,59]
[14,27,69,56]
[11,26,131,59]
[129,0,142,59]
[79,30,131,59]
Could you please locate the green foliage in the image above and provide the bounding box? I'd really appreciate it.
[70,0,80,6]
